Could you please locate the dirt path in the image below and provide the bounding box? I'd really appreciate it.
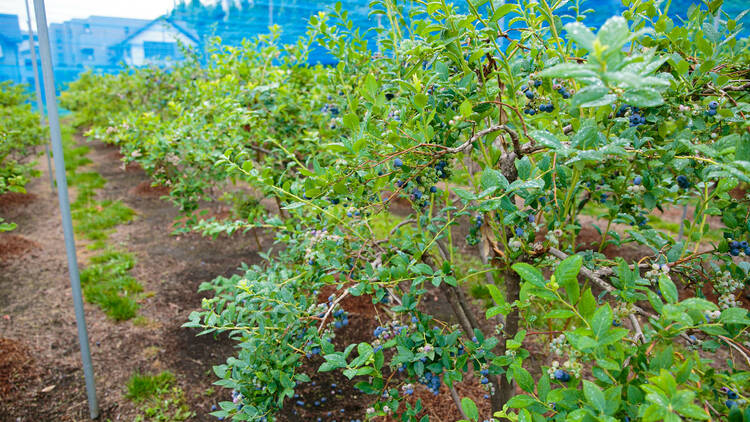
[0,137,263,421]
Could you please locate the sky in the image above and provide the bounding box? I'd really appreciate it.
[0,0,181,31]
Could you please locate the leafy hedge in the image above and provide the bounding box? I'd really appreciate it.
[0,81,46,231]
[64,0,750,421]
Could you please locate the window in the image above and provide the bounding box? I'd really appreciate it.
[143,41,176,59]
[81,48,94,61]
[25,59,31,66]
[83,23,91,34]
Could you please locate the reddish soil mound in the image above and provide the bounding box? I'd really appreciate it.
[0,234,39,261]
[130,180,170,198]
[0,338,38,398]
[124,161,142,173]
[0,192,37,209]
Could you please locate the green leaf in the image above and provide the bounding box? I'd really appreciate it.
[413,93,428,109]
[622,88,664,107]
[554,254,582,303]
[596,16,630,52]
[453,187,475,201]
[506,394,538,408]
[544,309,576,319]
[491,3,517,22]
[461,397,479,420]
[513,366,535,393]
[460,100,473,117]
[720,308,750,325]
[529,130,562,149]
[579,288,596,320]
[571,85,616,108]
[539,63,598,80]
[658,274,678,304]
[512,263,546,288]
[583,380,607,413]
[480,168,509,191]
[564,21,596,51]
[591,304,613,339]
[343,112,360,130]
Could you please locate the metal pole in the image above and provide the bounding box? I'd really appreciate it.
[31,0,99,419]
[24,0,55,192]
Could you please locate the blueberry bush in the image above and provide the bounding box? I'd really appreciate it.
[64,0,750,420]
[0,81,46,231]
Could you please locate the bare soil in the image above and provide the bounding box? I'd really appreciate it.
[0,138,261,421]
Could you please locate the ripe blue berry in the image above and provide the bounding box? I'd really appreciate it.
[633,176,642,185]
[480,377,489,384]
[730,248,740,256]
[528,214,535,223]
[525,90,535,99]
[709,100,718,109]
[480,369,489,376]
[676,175,690,189]
[554,369,571,382]
[726,400,737,408]
[727,389,738,399]
[515,227,524,237]
[707,109,717,116]
[394,158,403,168]
[534,79,542,87]
[429,186,437,193]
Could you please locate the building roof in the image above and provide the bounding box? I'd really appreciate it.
[113,16,200,47]
[0,14,22,44]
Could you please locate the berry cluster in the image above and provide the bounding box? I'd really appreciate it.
[552,82,571,99]
[707,100,719,116]
[549,334,567,356]
[728,240,750,257]
[372,320,409,351]
[626,176,646,194]
[332,308,350,329]
[721,387,745,409]
[419,371,442,395]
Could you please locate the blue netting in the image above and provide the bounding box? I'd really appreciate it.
[1,0,748,91]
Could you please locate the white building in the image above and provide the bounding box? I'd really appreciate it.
[110,17,199,67]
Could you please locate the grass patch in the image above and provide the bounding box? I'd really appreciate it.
[61,121,143,321]
[72,200,135,240]
[126,371,175,402]
[80,250,142,321]
[126,371,194,421]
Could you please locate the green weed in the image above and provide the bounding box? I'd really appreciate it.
[80,250,141,321]
[126,372,194,422]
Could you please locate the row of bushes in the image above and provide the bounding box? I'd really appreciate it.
[0,81,46,231]
[62,0,750,420]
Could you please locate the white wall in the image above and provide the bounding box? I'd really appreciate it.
[124,22,195,66]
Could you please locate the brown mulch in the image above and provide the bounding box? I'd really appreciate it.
[0,234,39,262]
[0,192,37,209]
[0,338,39,397]
[129,180,171,198]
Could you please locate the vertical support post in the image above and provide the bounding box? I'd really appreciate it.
[32,0,99,419]
[24,0,55,192]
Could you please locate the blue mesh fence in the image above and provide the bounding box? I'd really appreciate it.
[0,0,748,94]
